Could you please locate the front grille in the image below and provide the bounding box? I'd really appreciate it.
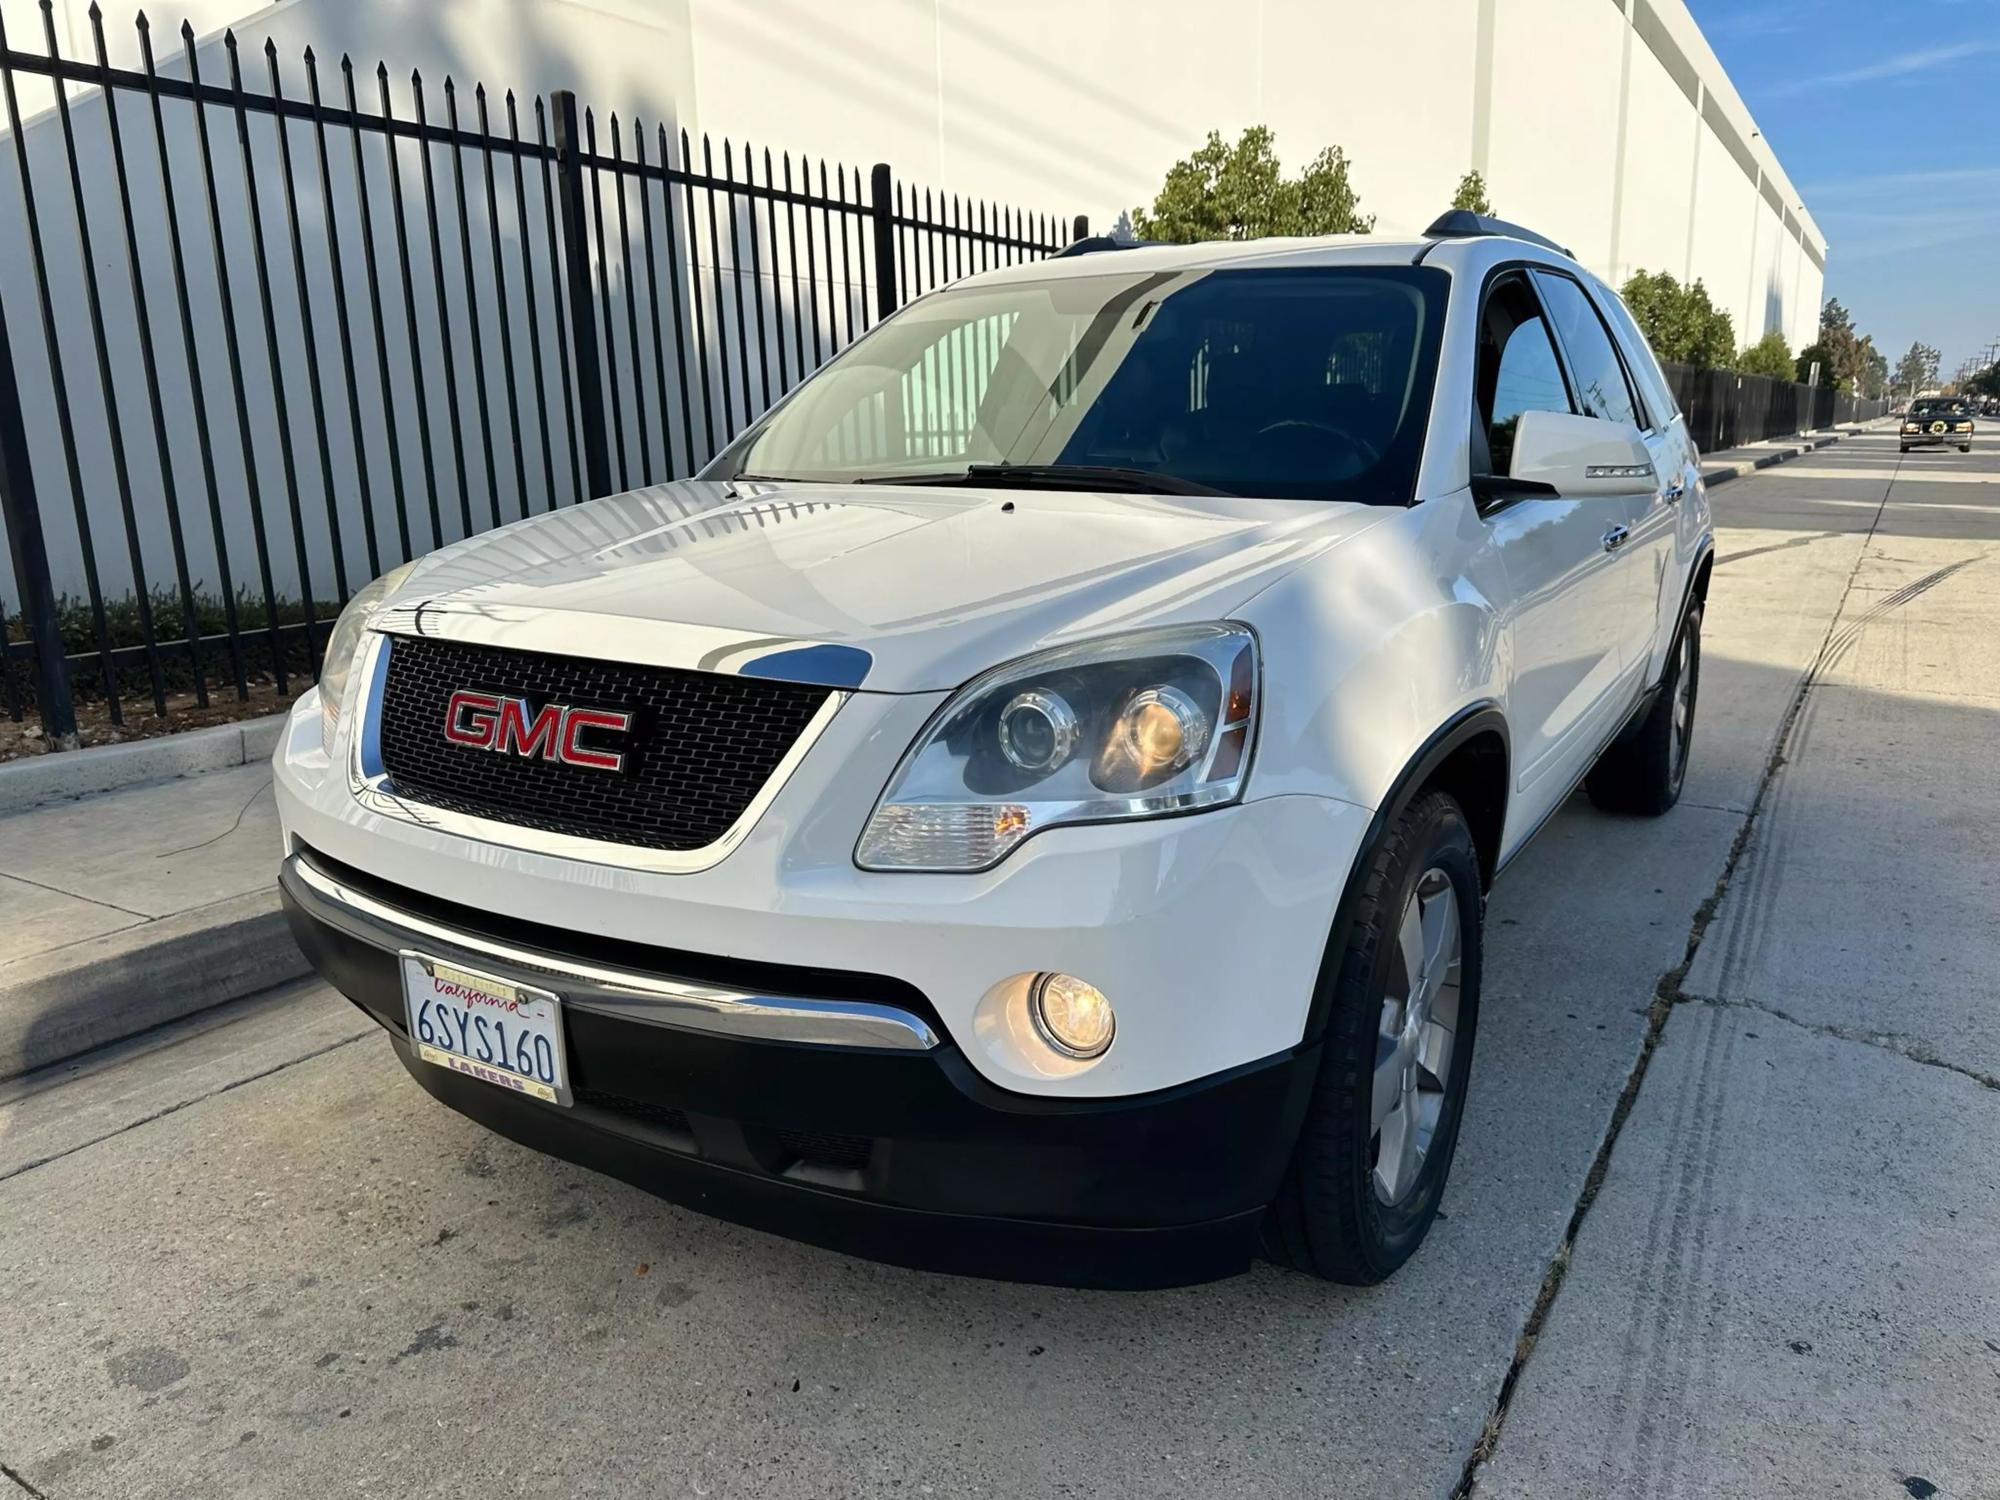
[774,1129,874,1172]
[575,1088,692,1136]
[374,635,831,851]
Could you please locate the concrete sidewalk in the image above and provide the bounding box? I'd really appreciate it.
[1476,430,2000,1496]
[0,760,300,1078]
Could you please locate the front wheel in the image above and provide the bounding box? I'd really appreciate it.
[1585,602,1702,816]
[1263,791,1483,1284]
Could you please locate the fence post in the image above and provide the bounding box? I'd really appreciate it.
[0,293,78,749]
[1072,214,1089,242]
[549,91,612,500]
[869,163,898,320]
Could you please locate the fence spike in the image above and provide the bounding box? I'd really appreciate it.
[86,0,101,22]
[443,74,455,96]
[179,17,192,39]
[135,9,150,34]
[222,26,236,51]
[302,43,314,64]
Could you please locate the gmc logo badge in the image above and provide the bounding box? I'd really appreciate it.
[443,690,633,772]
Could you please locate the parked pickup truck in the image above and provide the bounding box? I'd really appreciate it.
[275,211,1712,1287]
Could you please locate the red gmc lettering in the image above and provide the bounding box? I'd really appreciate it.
[495,698,565,760]
[444,690,630,772]
[443,690,502,748]
[559,708,633,771]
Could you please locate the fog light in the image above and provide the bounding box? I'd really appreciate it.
[1029,973,1115,1058]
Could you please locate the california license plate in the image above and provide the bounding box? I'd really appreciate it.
[401,952,571,1106]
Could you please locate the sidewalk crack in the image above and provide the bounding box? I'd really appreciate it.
[1692,994,2000,1092]
[0,868,152,920]
[1,1461,51,1498]
[1450,446,1902,1498]
[0,1029,373,1186]
[150,775,273,860]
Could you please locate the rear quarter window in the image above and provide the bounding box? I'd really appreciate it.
[1595,286,1680,430]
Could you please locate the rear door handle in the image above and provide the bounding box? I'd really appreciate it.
[1601,524,1630,553]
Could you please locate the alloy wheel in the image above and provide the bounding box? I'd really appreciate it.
[1371,867,1463,1205]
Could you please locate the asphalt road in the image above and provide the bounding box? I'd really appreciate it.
[4,430,1996,1499]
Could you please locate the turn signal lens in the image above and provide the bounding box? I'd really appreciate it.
[1030,973,1115,1058]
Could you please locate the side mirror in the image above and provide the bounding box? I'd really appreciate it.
[1507,409,1655,495]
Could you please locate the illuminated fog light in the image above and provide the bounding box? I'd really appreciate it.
[1029,972,1115,1059]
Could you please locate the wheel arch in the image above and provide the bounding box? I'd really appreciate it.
[1301,702,1509,1045]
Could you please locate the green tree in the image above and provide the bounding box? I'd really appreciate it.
[1862,342,1889,400]
[1736,330,1794,380]
[1967,362,2000,398]
[1893,341,1941,396]
[1802,299,1874,392]
[1132,126,1374,242]
[1620,270,1735,368]
[1450,169,1492,215]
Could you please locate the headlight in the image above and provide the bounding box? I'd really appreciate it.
[856,623,1258,872]
[318,560,419,740]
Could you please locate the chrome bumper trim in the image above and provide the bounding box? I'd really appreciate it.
[282,852,941,1051]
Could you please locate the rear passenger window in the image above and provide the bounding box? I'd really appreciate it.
[1533,272,1643,432]
[1476,275,1572,476]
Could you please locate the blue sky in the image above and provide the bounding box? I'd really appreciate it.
[1688,0,2000,379]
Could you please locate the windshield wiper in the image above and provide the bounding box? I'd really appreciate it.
[863,463,1227,497]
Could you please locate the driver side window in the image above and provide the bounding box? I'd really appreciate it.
[1475,274,1572,476]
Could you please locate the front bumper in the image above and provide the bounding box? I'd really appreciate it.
[274,688,1367,1100]
[1902,426,1975,446]
[281,846,1318,1285]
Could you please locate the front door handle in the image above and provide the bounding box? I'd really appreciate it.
[1601,524,1630,553]
[1661,479,1686,504]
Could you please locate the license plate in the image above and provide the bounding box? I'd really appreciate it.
[401,952,571,1106]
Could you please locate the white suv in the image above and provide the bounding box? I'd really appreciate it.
[275,212,1710,1287]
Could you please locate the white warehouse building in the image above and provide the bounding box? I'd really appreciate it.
[19,0,1825,347]
[2,0,1821,608]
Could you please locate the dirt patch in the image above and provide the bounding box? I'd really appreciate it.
[0,681,297,762]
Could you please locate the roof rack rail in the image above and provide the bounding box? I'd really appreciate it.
[1422,209,1572,258]
[1053,234,1158,258]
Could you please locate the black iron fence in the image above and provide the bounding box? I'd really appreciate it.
[0,2,1077,746]
[1661,360,1889,454]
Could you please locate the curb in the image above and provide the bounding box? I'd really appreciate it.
[0,887,310,1081]
[0,713,288,816]
[1699,425,1870,489]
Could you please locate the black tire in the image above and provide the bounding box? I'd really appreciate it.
[1900,445,1910,454]
[1263,791,1483,1284]
[1961,444,1973,453]
[1585,601,1702,816]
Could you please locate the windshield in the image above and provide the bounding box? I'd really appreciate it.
[708,265,1448,504]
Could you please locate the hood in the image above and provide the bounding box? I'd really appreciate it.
[375,479,1391,693]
